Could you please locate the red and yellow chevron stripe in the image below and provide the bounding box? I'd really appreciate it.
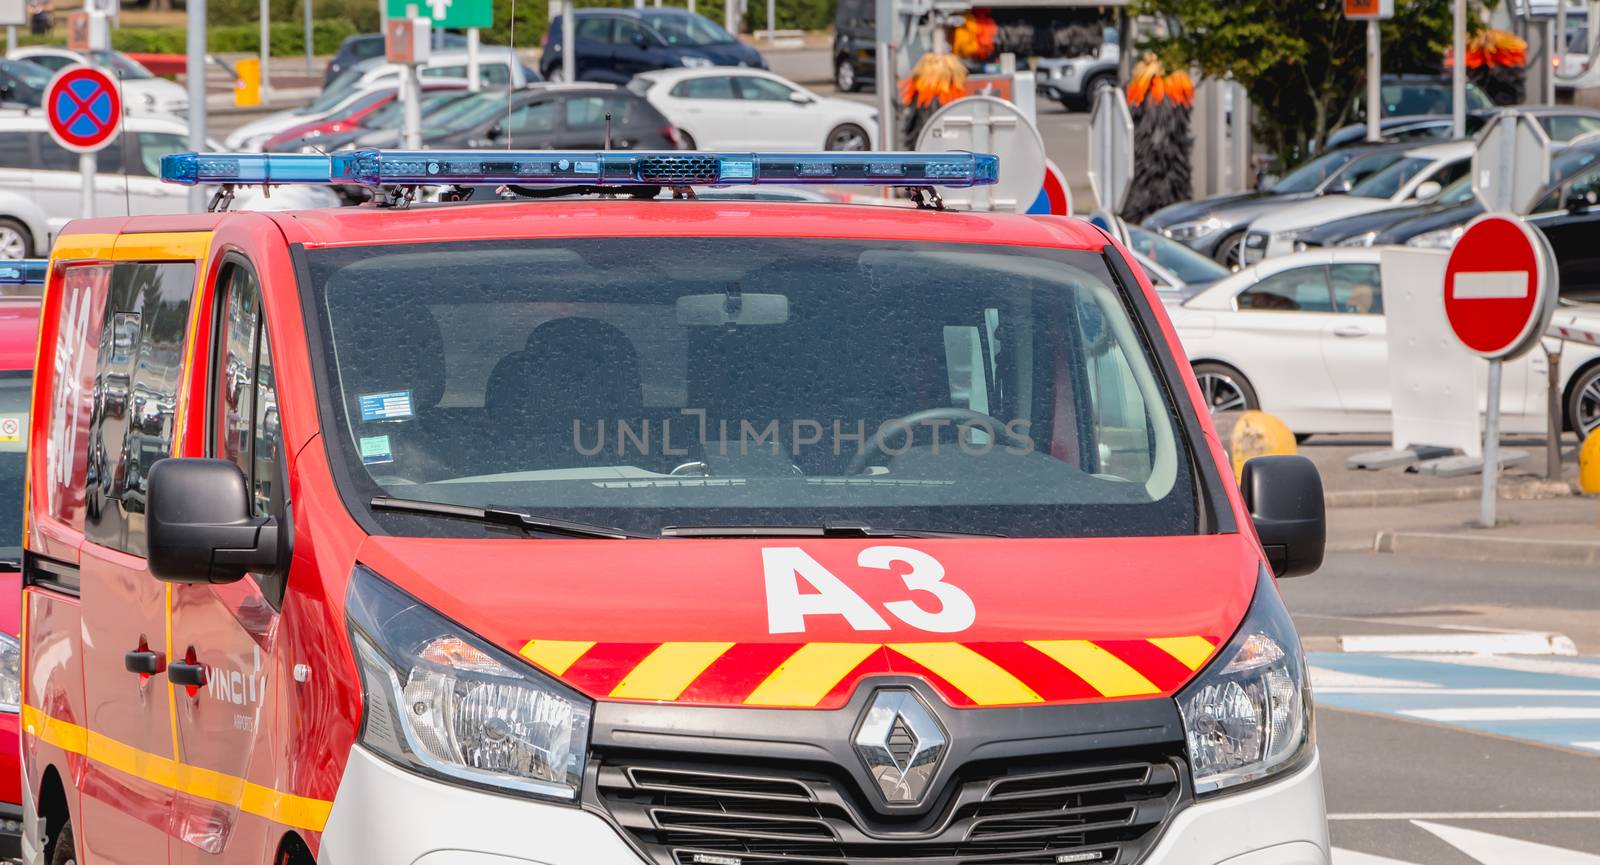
[519,636,1218,709]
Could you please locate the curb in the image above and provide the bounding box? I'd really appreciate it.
[1375,529,1600,566]
[1327,479,1577,509]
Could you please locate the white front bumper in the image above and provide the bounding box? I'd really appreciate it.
[321,746,1328,865]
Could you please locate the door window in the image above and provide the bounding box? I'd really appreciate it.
[210,262,278,518]
[614,20,649,45]
[510,99,558,134]
[1236,266,1334,312]
[672,76,737,99]
[565,94,635,129]
[1542,114,1600,143]
[576,16,612,41]
[1330,263,1383,315]
[0,132,30,169]
[736,76,796,101]
[84,262,196,555]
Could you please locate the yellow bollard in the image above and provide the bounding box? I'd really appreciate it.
[234,58,261,108]
[1581,428,1600,494]
[1229,410,1297,483]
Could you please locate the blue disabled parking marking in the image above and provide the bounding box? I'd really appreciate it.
[1308,651,1600,753]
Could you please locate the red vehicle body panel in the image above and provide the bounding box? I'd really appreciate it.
[0,298,38,811]
[19,200,1267,863]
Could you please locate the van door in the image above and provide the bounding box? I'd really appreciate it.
[170,260,282,865]
[77,259,199,865]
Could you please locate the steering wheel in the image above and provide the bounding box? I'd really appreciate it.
[846,407,1030,475]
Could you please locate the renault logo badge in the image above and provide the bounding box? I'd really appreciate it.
[854,689,947,805]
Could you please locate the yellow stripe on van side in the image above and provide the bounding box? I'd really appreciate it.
[888,643,1043,706]
[1148,636,1216,671]
[744,642,879,708]
[112,231,213,261]
[49,233,118,261]
[610,642,734,701]
[519,640,597,676]
[1026,640,1161,698]
[21,705,333,832]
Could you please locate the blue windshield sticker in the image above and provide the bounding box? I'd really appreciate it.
[359,434,394,465]
[359,390,414,422]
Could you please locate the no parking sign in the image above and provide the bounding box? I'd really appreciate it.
[45,65,122,153]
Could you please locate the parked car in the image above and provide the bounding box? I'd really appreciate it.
[832,0,876,91]
[1168,248,1600,440]
[297,89,487,153]
[227,49,530,150]
[1034,27,1120,111]
[1527,149,1600,303]
[345,84,680,152]
[1328,105,1600,152]
[629,68,875,151]
[1145,142,1412,267]
[262,80,469,153]
[1242,139,1473,263]
[1125,223,1229,302]
[541,8,766,84]
[0,112,195,251]
[1322,114,1455,153]
[323,30,469,86]
[7,47,188,117]
[0,58,50,109]
[1292,174,1478,249]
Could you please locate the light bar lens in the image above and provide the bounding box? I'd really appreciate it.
[0,259,45,285]
[159,150,999,189]
[160,152,333,186]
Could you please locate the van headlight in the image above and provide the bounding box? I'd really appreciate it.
[1176,566,1312,795]
[0,633,18,713]
[347,565,592,801]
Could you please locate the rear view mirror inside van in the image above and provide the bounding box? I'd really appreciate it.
[146,458,281,584]
[676,291,790,327]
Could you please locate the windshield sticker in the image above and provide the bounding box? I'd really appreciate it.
[359,434,394,465]
[359,390,414,422]
[0,413,24,452]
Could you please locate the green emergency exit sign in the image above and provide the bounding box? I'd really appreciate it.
[386,0,492,29]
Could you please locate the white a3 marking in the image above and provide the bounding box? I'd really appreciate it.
[762,546,976,635]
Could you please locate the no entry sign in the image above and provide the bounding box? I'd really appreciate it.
[1442,213,1557,361]
[45,65,122,153]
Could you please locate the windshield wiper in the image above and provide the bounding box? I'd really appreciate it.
[658,522,1004,539]
[370,496,641,539]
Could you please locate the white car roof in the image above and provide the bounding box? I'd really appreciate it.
[639,67,789,86]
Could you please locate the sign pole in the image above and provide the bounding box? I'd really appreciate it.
[187,0,208,212]
[6,28,14,55]
[260,0,272,102]
[1481,360,1503,528]
[305,0,314,76]
[79,153,95,219]
[1547,344,1564,479]
[1366,19,1381,142]
[467,27,480,91]
[873,0,895,151]
[562,0,576,85]
[1452,0,1466,138]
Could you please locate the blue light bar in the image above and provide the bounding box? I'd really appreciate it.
[0,259,45,285]
[328,149,998,188]
[160,152,333,186]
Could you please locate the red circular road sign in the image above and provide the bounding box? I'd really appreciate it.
[45,65,123,153]
[1442,213,1557,360]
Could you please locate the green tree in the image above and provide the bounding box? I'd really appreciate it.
[1133,0,1455,166]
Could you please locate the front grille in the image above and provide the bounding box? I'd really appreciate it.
[638,155,721,184]
[594,749,1184,865]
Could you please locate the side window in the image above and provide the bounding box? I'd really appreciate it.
[673,76,737,99]
[36,134,76,172]
[737,76,796,101]
[210,263,278,518]
[84,262,196,556]
[1330,263,1383,315]
[482,63,511,85]
[1237,266,1334,312]
[510,99,558,134]
[1544,114,1600,143]
[1421,160,1469,195]
[563,95,635,129]
[614,20,648,45]
[575,17,612,41]
[0,132,31,169]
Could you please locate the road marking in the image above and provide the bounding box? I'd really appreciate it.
[1571,740,1600,752]
[1331,850,1421,865]
[1415,819,1600,864]
[1316,687,1600,697]
[1339,632,1577,656]
[1310,666,1437,690]
[1399,707,1600,722]
[1392,653,1600,679]
[1452,271,1531,300]
[1330,812,1600,821]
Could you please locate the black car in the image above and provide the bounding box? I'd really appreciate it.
[356,85,680,151]
[0,58,51,108]
[323,31,470,86]
[540,9,765,84]
[832,0,875,92]
[1294,175,1480,249]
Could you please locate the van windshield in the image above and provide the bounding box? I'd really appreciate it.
[0,371,27,565]
[304,238,1200,539]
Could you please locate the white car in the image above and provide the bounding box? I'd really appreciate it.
[1242,140,1473,263]
[1168,248,1600,439]
[225,48,529,150]
[8,47,188,118]
[627,68,877,151]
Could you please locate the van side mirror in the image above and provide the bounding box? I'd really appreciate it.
[1239,455,1324,578]
[147,458,279,584]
